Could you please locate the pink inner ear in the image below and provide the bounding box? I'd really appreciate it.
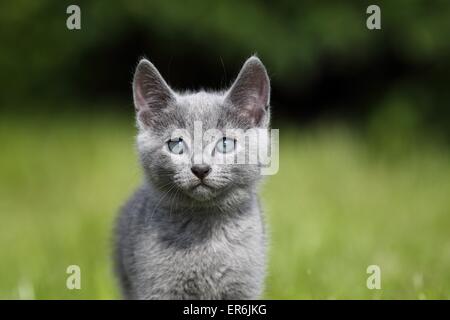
[134,85,147,111]
[227,58,270,124]
[241,82,268,124]
[133,59,175,112]
[257,78,269,108]
[242,104,265,125]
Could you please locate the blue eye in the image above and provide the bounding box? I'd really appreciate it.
[168,138,184,154]
[216,137,235,153]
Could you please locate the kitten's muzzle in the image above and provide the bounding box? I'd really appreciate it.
[191,164,211,180]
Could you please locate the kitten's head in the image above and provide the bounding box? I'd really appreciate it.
[132,56,271,208]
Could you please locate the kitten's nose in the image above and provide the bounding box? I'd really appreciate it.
[191,164,211,180]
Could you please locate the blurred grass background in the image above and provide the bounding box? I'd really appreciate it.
[0,0,449,299]
[1,113,449,299]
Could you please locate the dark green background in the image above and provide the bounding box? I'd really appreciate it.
[1,1,449,138]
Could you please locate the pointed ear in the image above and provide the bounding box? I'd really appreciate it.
[132,59,175,114]
[225,56,270,127]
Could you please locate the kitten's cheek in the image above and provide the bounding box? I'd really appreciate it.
[167,153,191,165]
[213,152,236,166]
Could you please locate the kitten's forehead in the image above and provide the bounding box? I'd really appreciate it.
[174,91,226,130]
[145,90,242,139]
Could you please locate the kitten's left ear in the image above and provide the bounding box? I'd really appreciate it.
[133,58,175,113]
[225,56,270,127]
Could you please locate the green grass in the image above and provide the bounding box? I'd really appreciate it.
[0,114,449,299]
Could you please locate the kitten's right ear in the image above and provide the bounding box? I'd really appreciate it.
[133,59,174,115]
[224,56,270,127]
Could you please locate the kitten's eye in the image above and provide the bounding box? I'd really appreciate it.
[167,138,185,154]
[215,137,236,154]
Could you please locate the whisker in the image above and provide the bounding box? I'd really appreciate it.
[147,183,177,224]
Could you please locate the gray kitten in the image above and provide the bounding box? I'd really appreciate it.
[114,56,271,299]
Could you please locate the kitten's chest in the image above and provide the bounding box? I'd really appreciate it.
[134,208,266,299]
[151,210,262,254]
[139,209,265,269]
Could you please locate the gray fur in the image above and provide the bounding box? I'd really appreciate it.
[114,56,271,299]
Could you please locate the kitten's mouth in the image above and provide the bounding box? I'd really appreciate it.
[191,182,216,194]
[186,180,221,201]
[192,181,213,189]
